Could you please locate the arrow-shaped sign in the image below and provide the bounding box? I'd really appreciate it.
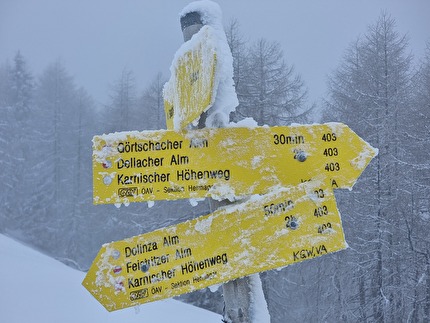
[83,180,347,311]
[163,26,217,130]
[93,123,377,205]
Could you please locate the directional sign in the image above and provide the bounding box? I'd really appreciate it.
[83,181,347,311]
[93,123,377,205]
[163,25,217,130]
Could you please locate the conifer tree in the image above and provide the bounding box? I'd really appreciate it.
[324,13,417,321]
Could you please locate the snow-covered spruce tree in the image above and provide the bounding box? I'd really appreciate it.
[0,61,12,107]
[403,42,430,322]
[229,35,310,126]
[0,62,10,229]
[225,19,248,122]
[64,88,101,269]
[104,68,137,133]
[408,43,430,174]
[0,52,34,232]
[10,51,33,119]
[139,72,166,130]
[323,13,417,322]
[27,61,81,254]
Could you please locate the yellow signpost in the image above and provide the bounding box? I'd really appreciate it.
[92,123,377,205]
[83,181,347,311]
[84,5,378,315]
[163,26,217,130]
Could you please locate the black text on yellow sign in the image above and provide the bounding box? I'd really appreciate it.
[92,123,377,205]
[83,181,347,311]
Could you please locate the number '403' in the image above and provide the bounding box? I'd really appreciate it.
[314,205,328,217]
[323,148,338,156]
[325,162,340,171]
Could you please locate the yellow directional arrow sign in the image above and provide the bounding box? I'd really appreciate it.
[163,26,217,130]
[83,181,347,311]
[93,123,377,205]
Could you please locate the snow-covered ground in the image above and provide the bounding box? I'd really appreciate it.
[0,234,222,323]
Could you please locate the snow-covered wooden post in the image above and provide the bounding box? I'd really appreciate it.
[178,3,269,323]
[83,3,376,319]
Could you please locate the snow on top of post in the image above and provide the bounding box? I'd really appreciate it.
[180,0,223,27]
[176,0,238,128]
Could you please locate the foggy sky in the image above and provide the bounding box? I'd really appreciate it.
[1,0,429,106]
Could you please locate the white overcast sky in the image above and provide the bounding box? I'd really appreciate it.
[1,0,429,106]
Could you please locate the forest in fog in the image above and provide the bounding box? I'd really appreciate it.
[1,12,429,322]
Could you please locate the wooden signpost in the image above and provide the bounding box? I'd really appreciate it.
[82,2,378,318]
